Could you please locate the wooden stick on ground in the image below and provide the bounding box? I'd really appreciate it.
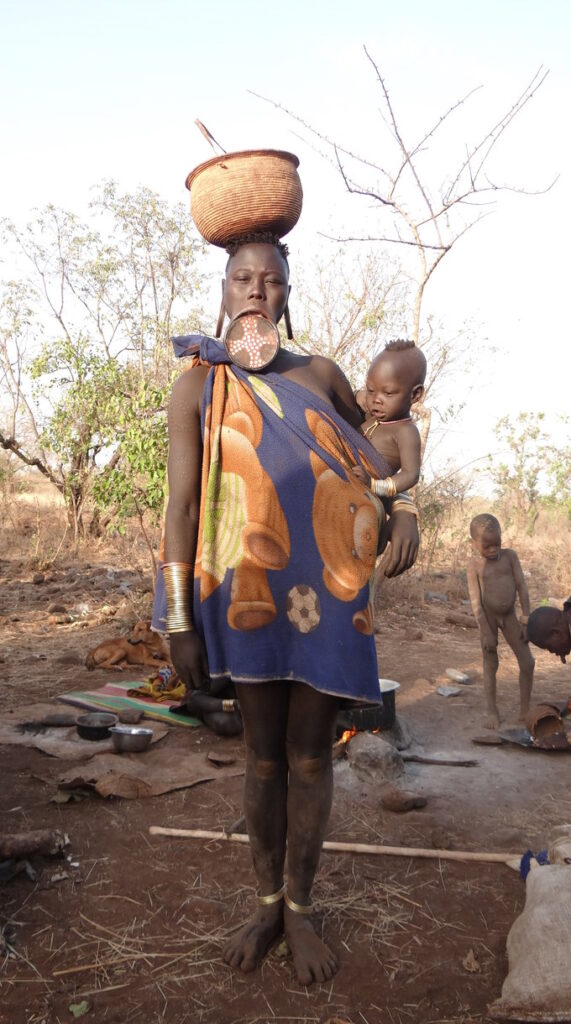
[445,611,478,629]
[148,827,519,865]
[0,829,69,860]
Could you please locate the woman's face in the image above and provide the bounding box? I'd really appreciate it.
[223,243,289,325]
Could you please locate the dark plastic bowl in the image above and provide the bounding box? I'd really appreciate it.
[76,712,118,741]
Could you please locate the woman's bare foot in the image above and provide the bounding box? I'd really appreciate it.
[223,903,283,973]
[284,905,338,985]
[483,709,501,729]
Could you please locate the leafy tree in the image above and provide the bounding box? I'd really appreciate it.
[488,412,570,533]
[0,186,206,543]
[93,379,170,573]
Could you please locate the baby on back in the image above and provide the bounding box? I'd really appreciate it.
[353,339,426,497]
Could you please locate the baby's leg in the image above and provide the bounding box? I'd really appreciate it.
[480,614,500,728]
[501,611,534,720]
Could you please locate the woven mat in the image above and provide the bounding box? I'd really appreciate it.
[57,681,200,727]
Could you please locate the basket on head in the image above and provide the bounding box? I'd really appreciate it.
[186,149,302,247]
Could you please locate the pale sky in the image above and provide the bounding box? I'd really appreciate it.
[1,0,569,482]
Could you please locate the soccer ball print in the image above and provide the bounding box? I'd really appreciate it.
[286,584,321,634]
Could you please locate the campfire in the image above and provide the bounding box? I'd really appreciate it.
[333,682,400,757]
[334,722,380,758]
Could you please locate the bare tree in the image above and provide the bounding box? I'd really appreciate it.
[254,56,554,453]
[290,246,410,385]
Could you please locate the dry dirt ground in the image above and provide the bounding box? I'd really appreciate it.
[1,548,570,1024]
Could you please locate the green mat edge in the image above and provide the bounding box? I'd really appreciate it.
[58,691,200,728]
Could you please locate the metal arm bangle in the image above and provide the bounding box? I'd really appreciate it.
[162,562,194,633]
[371,476,398,498]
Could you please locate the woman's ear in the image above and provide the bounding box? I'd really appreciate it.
[215,278,226,338]
[284,286,293,340]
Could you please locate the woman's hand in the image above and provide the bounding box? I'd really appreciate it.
[383,510,419,577]
[169,631,210,691]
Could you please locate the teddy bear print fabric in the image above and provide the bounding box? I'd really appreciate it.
[152,336,389,703]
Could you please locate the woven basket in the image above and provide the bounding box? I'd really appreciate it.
[186,149,303,247]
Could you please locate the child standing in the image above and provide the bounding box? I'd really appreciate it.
[353,339,426,496]
[467,513,534,729]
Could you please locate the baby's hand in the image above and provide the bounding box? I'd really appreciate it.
[352,465,371,488]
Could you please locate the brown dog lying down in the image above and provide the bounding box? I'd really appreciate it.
[86,620,170,671]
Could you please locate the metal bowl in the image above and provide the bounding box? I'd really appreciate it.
[109,725,153,753]
[76,712,118,741]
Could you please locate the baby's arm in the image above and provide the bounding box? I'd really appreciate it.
[370,421,421,497]
[467,558,496,649]
[508,549,531,622]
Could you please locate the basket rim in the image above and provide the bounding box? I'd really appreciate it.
[186,149,300,191]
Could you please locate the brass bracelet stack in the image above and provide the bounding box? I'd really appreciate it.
[391,492,420,518]
[371,476,398,498]
[162,562,194,634]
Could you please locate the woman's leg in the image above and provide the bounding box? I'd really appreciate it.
[284,681,339,984]
[223,680,289,972]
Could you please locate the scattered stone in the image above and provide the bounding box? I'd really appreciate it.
[462,948,481,973]
[56,652,84,666]
[50,871,70,885]
[445,611,478,629]
[425,591,448,603]
[118,709,144,725]
[380,783,428,813]
[207,751,237,767]
[32,572,45,585]
[431,827,453,850]
[49,614,74,625]
[47,602,67,614]
[436,685,461,698]
[446,667,470,684]
[404,627,423,641]
[346,732,404,779]
[387,715,414,751]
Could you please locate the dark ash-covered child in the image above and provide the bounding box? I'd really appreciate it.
[467,513,534,729]
[353,340,426,497]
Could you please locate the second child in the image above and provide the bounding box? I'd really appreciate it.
[467,513,534,728]
[353,339,426,497]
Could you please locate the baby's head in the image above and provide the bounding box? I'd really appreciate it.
[365,340,426,422]
[470,513,502,560]
[527,606,571,662]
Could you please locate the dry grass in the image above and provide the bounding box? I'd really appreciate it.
[3,474,569,602]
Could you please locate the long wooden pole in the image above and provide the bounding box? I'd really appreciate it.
[148,827,518,866]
